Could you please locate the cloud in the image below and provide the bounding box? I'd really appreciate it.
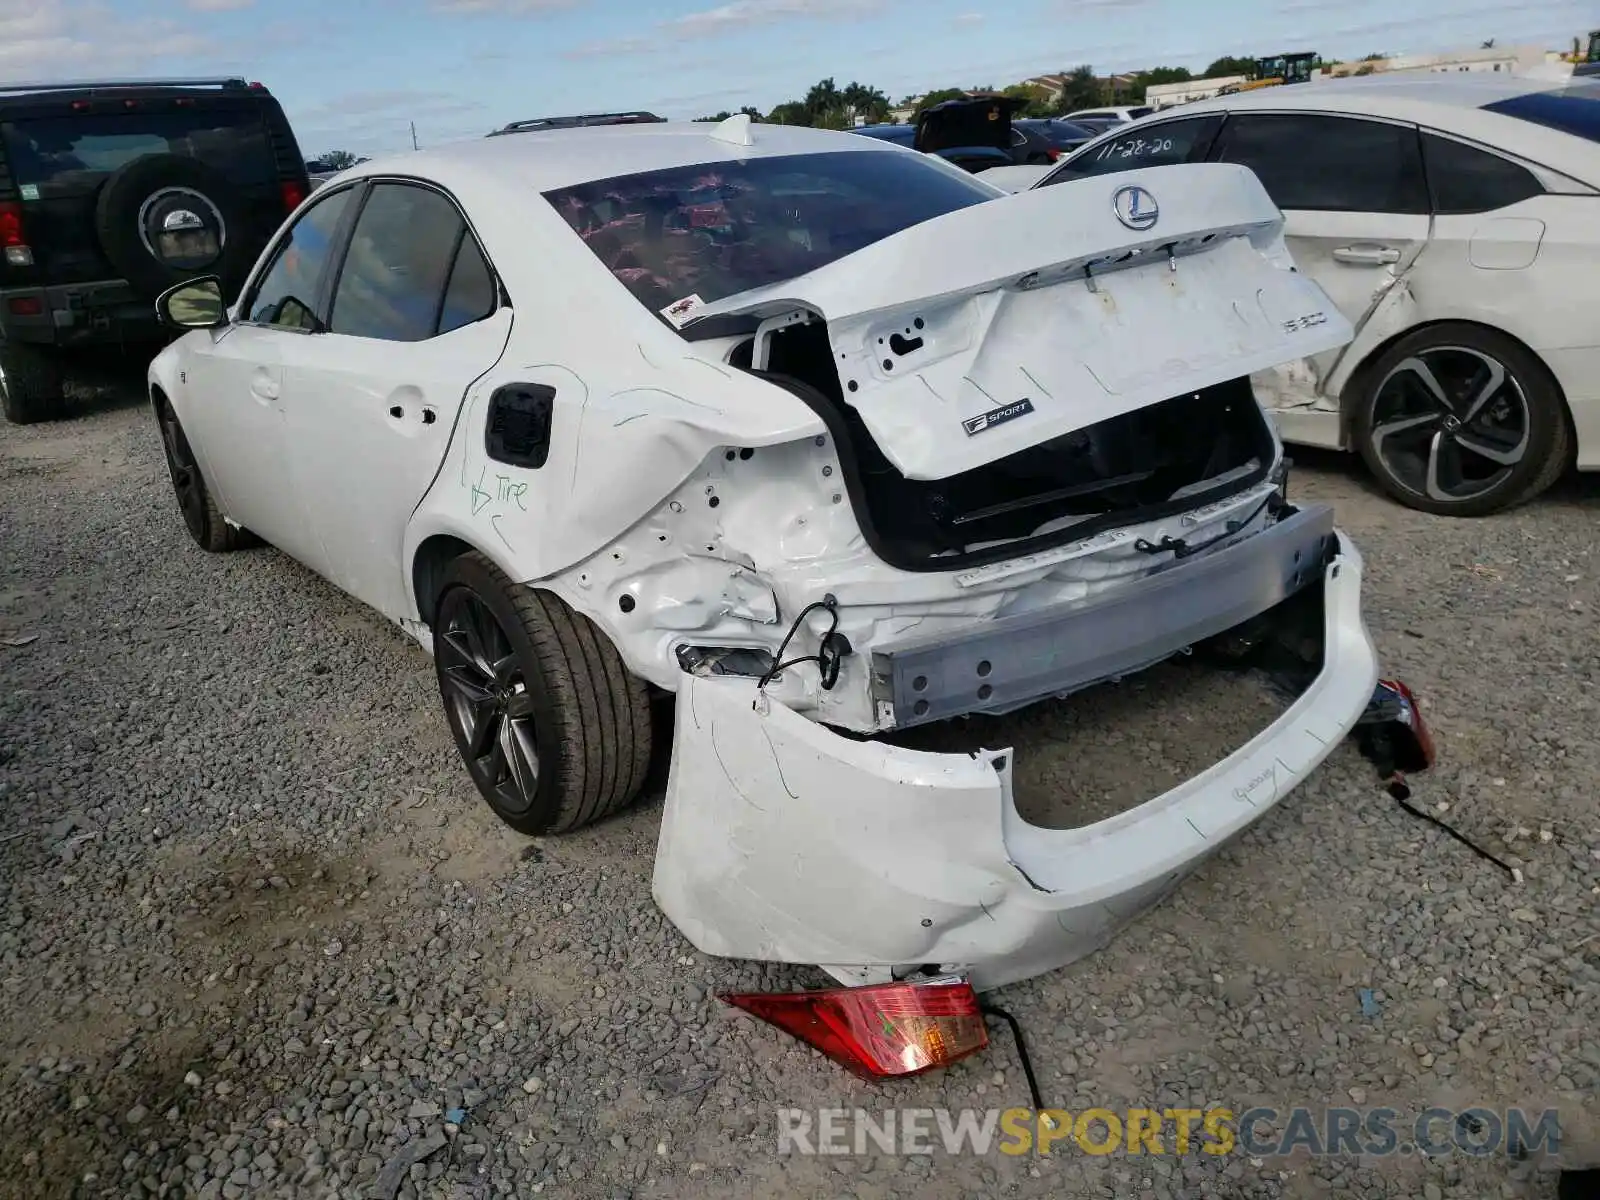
[295,88,488,124]
[0,0,217,79]
[566,0,889,58]
[953,12,983,24]
[430,0,577,12]
[186,0,254,10]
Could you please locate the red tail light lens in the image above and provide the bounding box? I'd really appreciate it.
[720,976,988,1079]
[0,201,32,266]
[1047,147,1062,160]
[281,181,306,213]
[0,202,25,247]
[7,297,42,316]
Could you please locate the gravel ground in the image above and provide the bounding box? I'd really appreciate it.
[1,385,1596,1200]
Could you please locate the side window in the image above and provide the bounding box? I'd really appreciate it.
[244,186,355,330]
[1041,115,1223,184]
[438,235,497,335]
[1211,114,1428,214]
[328,183,489,342]
[1421,132,1543,214]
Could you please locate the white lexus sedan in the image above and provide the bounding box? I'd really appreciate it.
[1015,75,1600,516]
[147,114,1385,1062]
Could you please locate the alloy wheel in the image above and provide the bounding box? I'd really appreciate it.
[436,588,541,816]
[1368,346,1530,504]
[158,408,207,542]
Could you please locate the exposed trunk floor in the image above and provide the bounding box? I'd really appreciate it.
[883,658,1300,829]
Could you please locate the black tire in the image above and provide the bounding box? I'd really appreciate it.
[0,343,64,425]
[153,396,253,552]
[1351,323,1570,517]
[94,154,257,300]
[433,552,653,836]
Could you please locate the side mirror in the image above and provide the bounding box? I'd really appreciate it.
[156,276,228,330]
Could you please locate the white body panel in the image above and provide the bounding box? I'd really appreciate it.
[655,534,1377,991]
[691,164,1353,481]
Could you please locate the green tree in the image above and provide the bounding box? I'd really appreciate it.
[1361,51,1386,60]
[840,81,891,125]
[1203,55,1256,77]
[1051,65,1101,114]
[765,100,809,125]
[1001,81,1055,118]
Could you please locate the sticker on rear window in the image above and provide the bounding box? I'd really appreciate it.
[19,184,39,201]
[660,294,704,328]
[963,398,1035,435]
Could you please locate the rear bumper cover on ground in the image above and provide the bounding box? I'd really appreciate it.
[652,525,1378,991]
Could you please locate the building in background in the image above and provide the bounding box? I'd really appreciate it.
[1145,75,1249,109]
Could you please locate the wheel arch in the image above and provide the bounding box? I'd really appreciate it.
[412,533,482,628]
[1337,318,1576,460]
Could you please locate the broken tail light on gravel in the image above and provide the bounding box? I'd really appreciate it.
[1355,677,1436,787]
[720,976,989,1079]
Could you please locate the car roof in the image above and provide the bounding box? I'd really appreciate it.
[1177,72,1569,119]
[341,119,896,194]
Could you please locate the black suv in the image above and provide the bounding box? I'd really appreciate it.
[0,76,310,424]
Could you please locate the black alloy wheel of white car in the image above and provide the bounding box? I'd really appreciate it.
[432,552,654,835]
[1352,324,1570,517]
[154,397,255,552]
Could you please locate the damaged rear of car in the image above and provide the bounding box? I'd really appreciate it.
[536,147,1380,1003]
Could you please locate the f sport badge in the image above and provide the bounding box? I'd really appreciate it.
[963,398,1035,436]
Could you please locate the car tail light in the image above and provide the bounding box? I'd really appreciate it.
[7,297,42,316]
[0,201,33,267]
[71,99,91,112]
[281,181,306,213]
[1047,147,1062,160]
[720,976,988,1079]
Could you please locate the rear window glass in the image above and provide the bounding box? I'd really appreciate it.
[0,110,273,193]
[1482,83,1600,143]
[544,150,996,322]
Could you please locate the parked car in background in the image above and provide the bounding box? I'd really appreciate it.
[0,76,309,423]
[1012,117,1097,162]
[1062,105,1153,125]
[855,98,1085,171]
[145,115,1379,1047]
[1027,74,1600,516]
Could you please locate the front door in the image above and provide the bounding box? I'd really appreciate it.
[183,182,361,561]
[279,181,512,621]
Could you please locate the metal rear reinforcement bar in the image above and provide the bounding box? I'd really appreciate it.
[870,503,1338,729]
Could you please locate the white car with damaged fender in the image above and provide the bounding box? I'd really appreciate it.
[148,115,1395,1075]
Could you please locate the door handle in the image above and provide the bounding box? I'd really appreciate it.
[1332,244,1402,266]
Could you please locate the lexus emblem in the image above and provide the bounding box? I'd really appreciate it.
[1112,185,1159,231]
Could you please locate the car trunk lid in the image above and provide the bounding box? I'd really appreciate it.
[688,162,1354,480]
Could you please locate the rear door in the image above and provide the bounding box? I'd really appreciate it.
[0,97,285,286]
[279,180,512,620]
[1205,112,1432,437]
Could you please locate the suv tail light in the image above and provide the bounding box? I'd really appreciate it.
[720,976,988,1079]
[0,201,33,267]
[281,181,306,213]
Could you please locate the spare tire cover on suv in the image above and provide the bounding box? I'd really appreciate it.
[94,153,257,299]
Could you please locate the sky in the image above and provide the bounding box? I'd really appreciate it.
[1,0,1594,160]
